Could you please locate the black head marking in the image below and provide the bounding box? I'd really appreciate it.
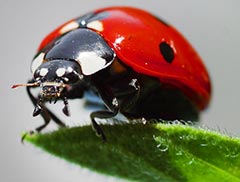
[159,41,175,63]
[34,60,81,83]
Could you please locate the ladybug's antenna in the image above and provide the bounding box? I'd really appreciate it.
[11,82,40,89]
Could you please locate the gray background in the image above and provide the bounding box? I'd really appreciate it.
[1,0,239,181]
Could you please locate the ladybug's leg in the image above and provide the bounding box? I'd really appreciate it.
[90,86,119,141]
[26,80,65,132]
[90,99,118,142]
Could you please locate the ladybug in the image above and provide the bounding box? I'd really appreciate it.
[12,6,211,141]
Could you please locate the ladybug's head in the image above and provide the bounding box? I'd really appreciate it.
[11,59,83,117]
[12,59,83,99]
[33,59,83,100]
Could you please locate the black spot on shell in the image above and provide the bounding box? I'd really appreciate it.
[159,42,174,63]
[76,12,109,27]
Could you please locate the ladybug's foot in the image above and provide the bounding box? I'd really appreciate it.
[35,123,49,133]
[33,104,42,116]
[21,130,35,143]
[62,97,70,116]
[32,98,44,117]
[90,97,119,142]
[91,119,106,142]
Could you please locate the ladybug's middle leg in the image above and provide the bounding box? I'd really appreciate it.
[90,99,119,142]
[90,84,120,141]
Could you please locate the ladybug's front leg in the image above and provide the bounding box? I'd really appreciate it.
[26,80,66,132]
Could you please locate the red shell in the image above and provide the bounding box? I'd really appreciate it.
[37,7,211,110]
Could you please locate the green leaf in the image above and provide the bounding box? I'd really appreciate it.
[25,123,240,182]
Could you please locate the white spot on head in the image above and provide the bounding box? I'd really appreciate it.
[87,21,103,32]
[60,21,79,34]
[67,67,73,73]
[63,77,69,82]
[39,68,48,76]
[35,77,41,81]
[56,68,66,77]
[31,52,45,73]
[77,52,108,75]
